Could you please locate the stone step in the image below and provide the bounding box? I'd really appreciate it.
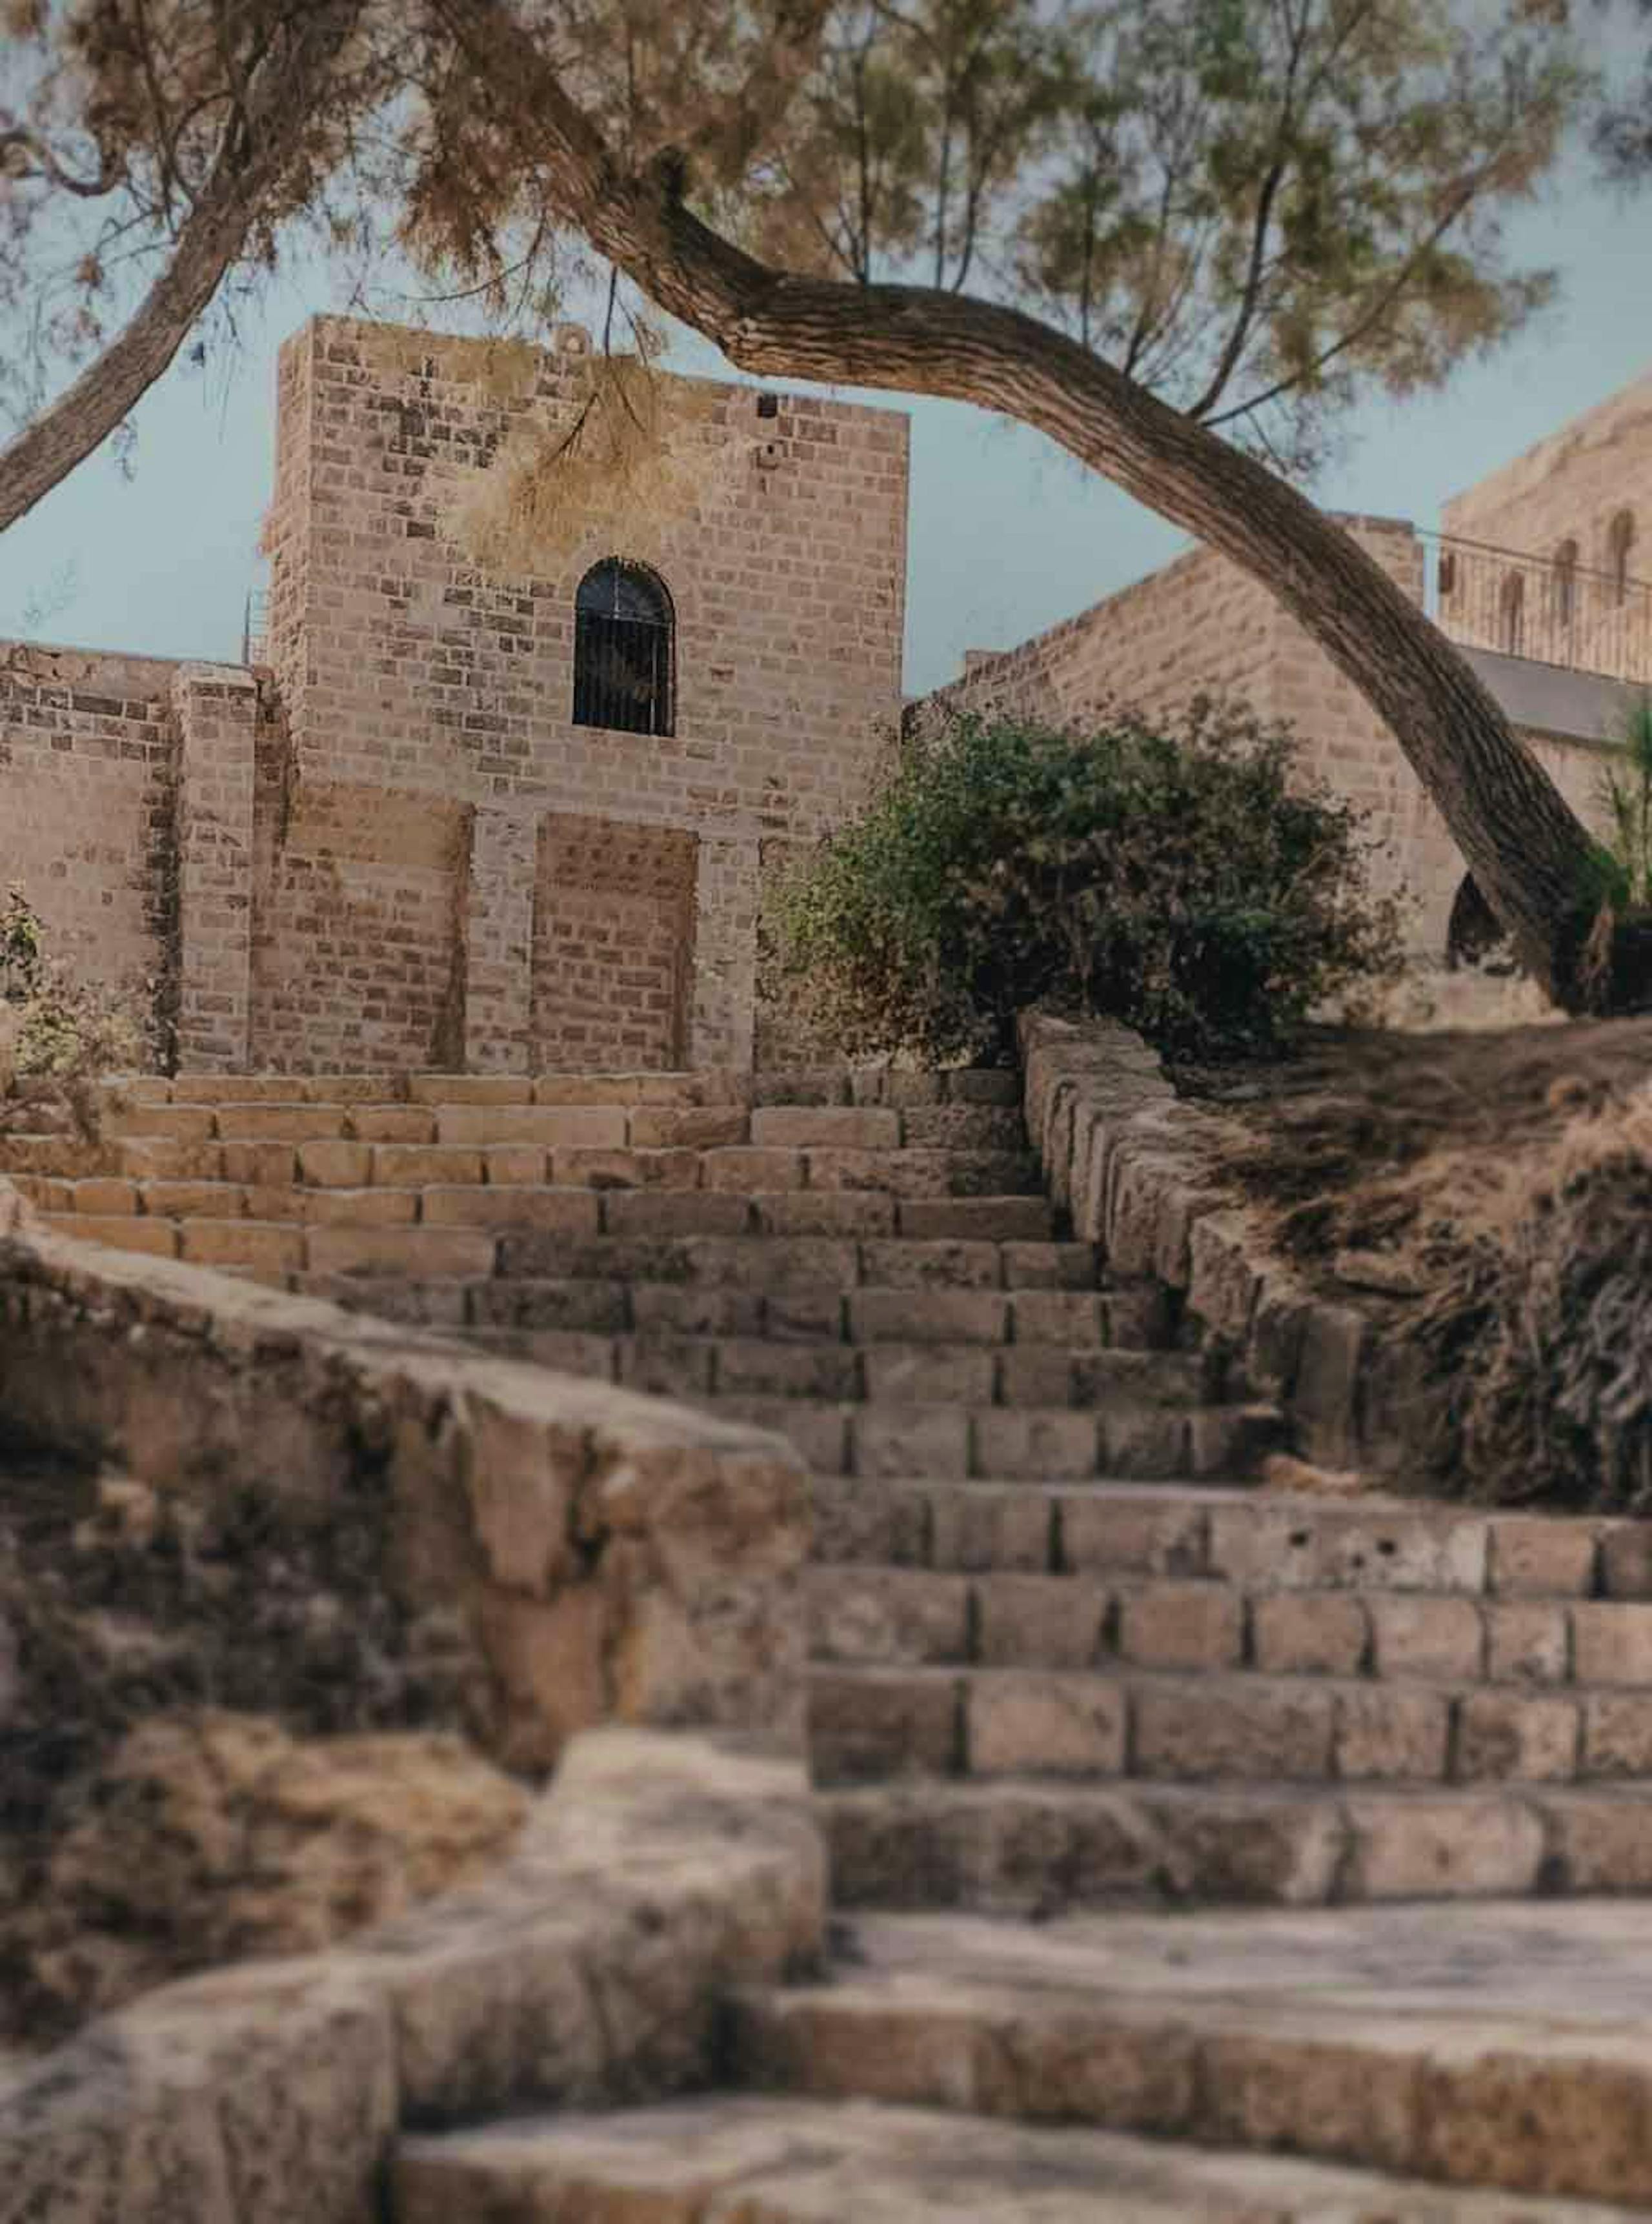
[818,1775,1652,1910]
[807,1479,1652,1600]
[808,1659,1652,1789]
[455,1335,1203,1410]
[391,2092,1631,2221]
[732,1904,1652,2207]
[132,1064,1024,1111]
[808,1563,1652,1686]
[94,1094,1032,1159]
[709,1401,1278,1484]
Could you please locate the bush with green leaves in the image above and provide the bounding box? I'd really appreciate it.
[0,885,148,1098]
[1593,690,1652,910]
[767,703,1405,1065]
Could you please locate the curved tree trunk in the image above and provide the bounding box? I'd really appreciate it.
[0,0,365,540]
[446,0,1607,1007]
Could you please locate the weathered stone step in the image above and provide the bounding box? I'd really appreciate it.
[392,2092,1632,2221]
[809,1659,1652,1788]
[127,1063,1024,1111]
[732,1903,1652,2207]
[808,1478,1652,1600]
[818,1775,1652,1908]
[94,1093,1032,1161]
[709,1400,1278,1484]
[807,1564,1652,1686]
[456,1335,1202,1410]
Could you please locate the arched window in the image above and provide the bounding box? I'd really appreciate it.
[1609,511,1637,608]
[1499,570,1525,658]
[573,559,674,735]
[1553,538,1578,631]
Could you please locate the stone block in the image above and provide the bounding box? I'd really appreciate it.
[1488,1515,1600,1598]
[46,1213,179,1257]
[974,1410,1099,1481]
[1340,1793,1545,1901]
[898,1198,1054,1242]
[973,1573,1106,1668]
[284,1186,418,1228]
[809,1667,958,1781]
[553,1147,703,1190]
[1367,1594,1485,1680]
[180,1218,304,1274]
[862,1344,996,1404]
[437,1106,630,1148]
[1197,2028,1417,2178]
[214,1104,345,1141]
[807,1567,971,1665]
[70,1177,137,1215]
[1210,1504,1489,1597]
[408,1075,532,1104]
[483,1147,546,1186]
[627,1107,749,1149]
[1540,1791,1652,1892]
[1581,1692,1652,1778]
[104,1102,216,1140]
[967,1671,1126,1777]
[751,1106,900,1149]
[603,1192,752,1237]
[1600,1524,1652,1601]
[297,1140,374,1188]
[1001,1242,1100,1292]
[372,1144,485,1187]
[717,1340,859,1400]
[848,1289,1009,1345]
[1456,1690,1580,1782]
[851,1406,971,1481]
[699,1147,804,1192]
[1096,1400,1191,1481]
[752,1193,897,1237]
[996,1348,1077,1407]
[1132,1681,1334,1781]
[614,1338,714,1399]
[1185,1208,1262,1343]
[1335,1684,1450,1780]
[141,1179,243,1220]
[1251,1592,1369,1676]
[927,1486,1053,1574]
[1010,1291,1109,1344]
[1573,1602,1652,1686]
[423,1186,601,1233]
[1486,1601,1570,1685]
[221,1140,300,1186]
[349,1106,437,1144]
[306,1226,498,1278]
[112,1137,224,1182]
[900,1105,1025,1150]
[858,1239,1003,1291]
[1060,1493,1207,1579]
[1116,1582,1243,1672]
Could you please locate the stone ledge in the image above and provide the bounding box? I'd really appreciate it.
[1018,1013,1404,1470]
[0,1728,825,2224]
[0,1181,810,1772]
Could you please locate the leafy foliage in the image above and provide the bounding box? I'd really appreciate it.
[0,884,145,1093]
[1593,688,1652,909]
[767,703,1405,1066]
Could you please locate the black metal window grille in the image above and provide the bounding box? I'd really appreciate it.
[573,560,674,735]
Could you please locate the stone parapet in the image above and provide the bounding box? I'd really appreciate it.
[1018,1011,1418,1470]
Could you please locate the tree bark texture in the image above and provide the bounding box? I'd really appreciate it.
[0,0,365,541]
[447,0,1606,1005]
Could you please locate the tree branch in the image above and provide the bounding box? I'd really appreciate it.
[0,0,365,537]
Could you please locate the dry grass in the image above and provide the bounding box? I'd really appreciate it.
[1207,1012,1652,1510]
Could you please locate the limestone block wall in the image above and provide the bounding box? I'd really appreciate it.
[0,643,180,1006]
[261,314,909,1073]
[1443,370,1652,585]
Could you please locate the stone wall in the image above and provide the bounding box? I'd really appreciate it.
[259,315,909,1073]
[1443,369,1652,588]
[0,643,180,1009]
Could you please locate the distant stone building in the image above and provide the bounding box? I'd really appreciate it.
[914,374,1652,960]
[0,316,909,1073]
[3,326,1648,1072]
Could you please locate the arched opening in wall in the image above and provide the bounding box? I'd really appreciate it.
[1498,571,1525,658]
[573,559,675,735]
[1609,511,1637,607]
[1446,873,1519,975]
[530,814,698,1071]
[1553,538,1578,631]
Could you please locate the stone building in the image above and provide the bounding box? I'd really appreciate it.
[3,322,1649,1073]
[0,315,909,1074]
[916,373,1652,960]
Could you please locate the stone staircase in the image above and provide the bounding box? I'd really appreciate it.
[14,1062,1652,2214]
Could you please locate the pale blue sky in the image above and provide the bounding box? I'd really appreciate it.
[2,136,1649,698]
